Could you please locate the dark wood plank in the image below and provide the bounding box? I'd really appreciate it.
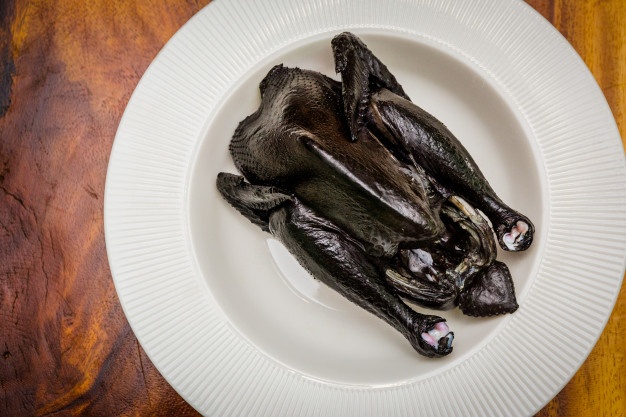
[0,1,209,415]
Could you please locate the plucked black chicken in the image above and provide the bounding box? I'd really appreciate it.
[216,32,534,358]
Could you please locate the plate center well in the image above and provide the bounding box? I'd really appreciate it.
[188,32,544,386]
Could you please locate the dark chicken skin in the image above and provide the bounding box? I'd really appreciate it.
[217,33,533,357]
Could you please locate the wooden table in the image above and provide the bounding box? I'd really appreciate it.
[1,1,623,416]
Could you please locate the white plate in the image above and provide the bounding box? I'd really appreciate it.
[104,1,626,416]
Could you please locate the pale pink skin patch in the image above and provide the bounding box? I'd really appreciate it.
[502,221,530,251]
[421,321,451,348]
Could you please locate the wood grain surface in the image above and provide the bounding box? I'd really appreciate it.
[0,1,623,416]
